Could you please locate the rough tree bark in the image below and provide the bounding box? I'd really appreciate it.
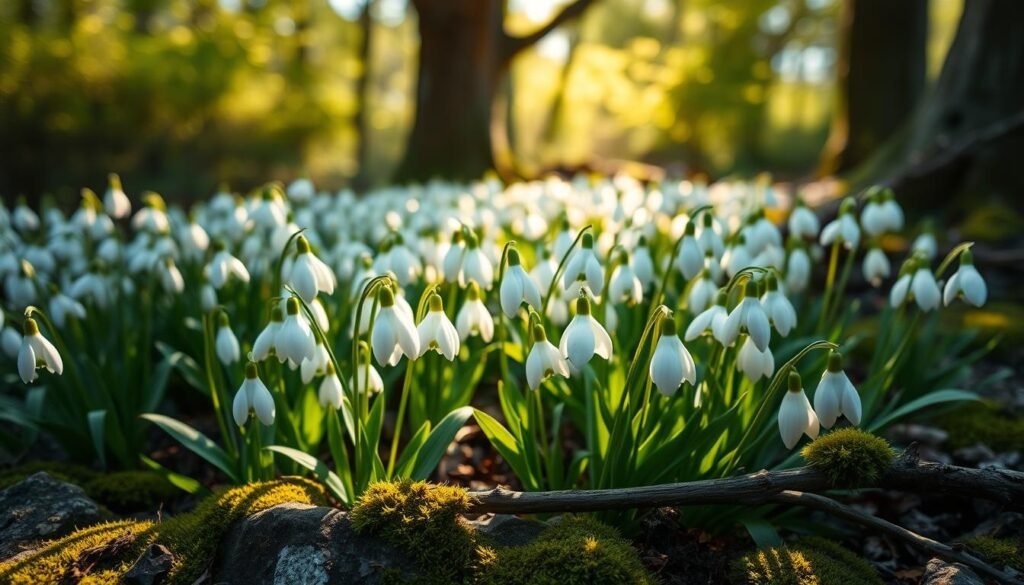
[394,0,594,184]
[861,0,1024,211]
[819,0,928,175]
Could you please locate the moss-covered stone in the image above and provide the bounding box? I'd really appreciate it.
[350,480,480,584]
[732,536,884,585]
[479,516,654,585]
[801,428,894,488]
[0,462,180,513]
[0,478,328,584]
[961,536,1024,572]
[938,402,1024,452]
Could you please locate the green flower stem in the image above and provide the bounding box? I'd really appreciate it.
[817,241,841,332]
[541,225,593,318]
[387,358,416,477]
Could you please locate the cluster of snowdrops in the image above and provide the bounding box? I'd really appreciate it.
[1,174,988,511]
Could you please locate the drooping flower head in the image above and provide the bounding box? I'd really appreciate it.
[500,246,542,318]
[562,232,604,296]
[457,281,495,342]
[649,318,696,396]
[417,293,460,361]
[943,249,987,307]
[778,370,820,449]
[18,317,63,384]
[232,361,276,426]
[559,295,613,372]
[813,350,862,429]
[526,324,570,391]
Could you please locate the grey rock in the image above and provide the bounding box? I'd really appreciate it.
[923,559,984,585]
[212,503,421,585]
[124,543,174,585]
[0,472,103,560]
[471,514,546,548]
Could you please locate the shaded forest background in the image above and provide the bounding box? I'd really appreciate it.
[2,0,1020,211]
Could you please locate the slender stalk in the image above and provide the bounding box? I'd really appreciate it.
[387,358,417,477]
[817,242,841,331]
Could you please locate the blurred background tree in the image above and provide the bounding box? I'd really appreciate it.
[5,0,1018,210]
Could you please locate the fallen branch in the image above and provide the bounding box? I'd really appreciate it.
[467,453,1024,514]
[769,490,1023,585]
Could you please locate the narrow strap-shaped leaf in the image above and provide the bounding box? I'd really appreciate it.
[87,410,107,469]
[265,445,349,504]
[141,413,239,483]
[139,454,208,496]
[409,407,473,480]
[393,421,431,479]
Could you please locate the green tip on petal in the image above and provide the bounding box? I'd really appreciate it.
[532,324,548,343]
[428,293,443,312]
[286,297,301,315]
[576,296,591,315]
[507,247,521,267]
[684,221,695,235]
[788,370,802,392]
[270,307,284,322]
[378,286,395,307]
[714,290,728,306]
[23,318,39,336]
[245,361,259,379]
[960,249,974,266]
[827,350,843,373]
[766,273,779,291]
[661,318,677,336]
[218,311,230,327]
[296,235,311,254]
[840,196,857,215]
[582,232,594,249]
[466,282,481,301]
[108,173,122,190]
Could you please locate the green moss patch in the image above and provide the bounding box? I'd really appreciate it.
[0,462,180,513]
[732,536,883,585]
[0,478,328,585]
[480,516,654,585]
[801,428,894,488]
[351,480,480,584]
[350,481,653,585]
[938,402,1024,452]
[961,536,1024,572]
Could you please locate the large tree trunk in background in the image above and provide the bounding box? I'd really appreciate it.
[819,0,927,175]
[352,0,375,190]
[394,0,504,183]
[864,0,1024,212]
[394,0,595,184]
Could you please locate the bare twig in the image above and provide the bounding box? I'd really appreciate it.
[501,0,595,61]
[467,454,1024,514]
[769,490,1023,585]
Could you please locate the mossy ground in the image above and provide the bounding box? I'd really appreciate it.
[732,536,884,585]
[350,481,654,585]
[0,462,180,513]
[961,536,1024,572]
[801,428,894,488]
[937,402,1024,452]
[0,477,328,584]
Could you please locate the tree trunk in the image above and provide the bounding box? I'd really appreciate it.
[394,0,504,183]
[352,0,375,190]
[394,0,595,184]
[863,0,1024,211]
[819,0,928,175]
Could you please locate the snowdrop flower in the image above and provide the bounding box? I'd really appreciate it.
[746,210,782,252]
[200,283,217,313]
[301,340,330,384]
[785,244,811,294]
[861,186,904,237]
[675,222,703,280]
[687,270,717,314]
[862,247,890,287]
[910,265,941,311]
[277,297,317,365]
[943,250,987,307]
[104,173,131,219]
[13,200,39,232]
[649,319,696,396]
[2,327,21,359]
[50,291,86,328]
[132,192,170,233]
[788,198,819,240]
[459,233,494,289]
[526,324,570,390]
[456,282,494,342]
[760,274,796,337]
[216,313,241,365]
[813,351,862,429]
[17,317,63,384]
[206,241,250,289]
[721,235,752,279]
[608,255,643,306]
[911,230,937,260]
[160,257,185,294]
[778,371,819,449]
[319,362,344,409]
[738,336,774,382]
[697,213,724,259]
[417,293,460,360]
[562,233,604,296]
[287,177,315,205]
[559,296,612,372]
[720,282,771,351]
[350,343,384,394]
[374,235,422,287]
[179,220,210,262]
[879,188,904,232]
[631,236,655,289]
[252,307,284,362]
[371,286,420,366]
[685,291,729,343]
[232,362,275,426]
[442,231,465,282]
[500,247,542,318]
[287,235,336,303]
[530,249,558,296]
[819,197,860,250]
